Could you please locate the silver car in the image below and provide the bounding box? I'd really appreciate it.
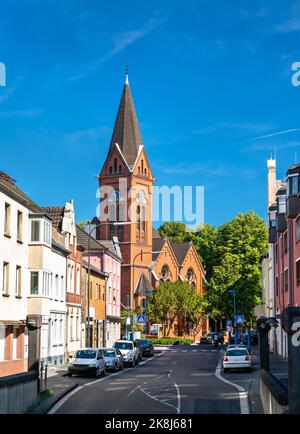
[102,348,124,372]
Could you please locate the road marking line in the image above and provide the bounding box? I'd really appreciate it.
[48,352,163,414]
[104,386,128,391]
[214,355,250,414]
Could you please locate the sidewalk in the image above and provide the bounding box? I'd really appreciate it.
[30,364,78,414]
[269,351,288,390]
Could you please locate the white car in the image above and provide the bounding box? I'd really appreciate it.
[67,348,106,378]
[227,344,247,350]
[113,340,140,367]
[223,347,252,373]
[102,348,124,372]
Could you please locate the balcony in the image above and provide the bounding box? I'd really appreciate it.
[286,195,300,219]
[269,226,277,244]
[276,213,287,232]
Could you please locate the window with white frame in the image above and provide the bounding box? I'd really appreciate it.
[61,276,64,300]
[15,266,21,297]
[17,211,23,242]
[76,266,80,294]
[31,220,40,242]
[2,262,9,295]
[4,203,11,236]
[55,274,59,299]
[42,271,51,296]
[30,271,39,295]
[43,220,51,245]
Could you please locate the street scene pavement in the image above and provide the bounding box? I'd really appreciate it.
[47,345,261,415]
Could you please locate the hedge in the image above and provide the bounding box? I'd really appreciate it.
[150,337,194,345]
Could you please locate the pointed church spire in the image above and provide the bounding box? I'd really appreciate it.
[125,61,129,85]
[109,72,143,168]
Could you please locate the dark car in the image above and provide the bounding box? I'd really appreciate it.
[200,332,215,344]
[136,339,154,357]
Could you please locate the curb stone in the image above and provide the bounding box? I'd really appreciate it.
[31,383,79,414]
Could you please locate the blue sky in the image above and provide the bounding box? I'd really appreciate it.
[1,0,300,227]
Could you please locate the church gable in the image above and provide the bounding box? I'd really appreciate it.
[132,146,154,180]
[152,239,179,283]
[99,143,131,178]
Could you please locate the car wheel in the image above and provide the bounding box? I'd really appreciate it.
[67,372,72,377]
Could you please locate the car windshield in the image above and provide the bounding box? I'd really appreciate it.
[226,349,248,357]
[136,340,149,345]
[103,349,116,357]
[74,350,96,359]
[114,342,133,350]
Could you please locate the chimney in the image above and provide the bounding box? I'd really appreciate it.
[267,157,277,208]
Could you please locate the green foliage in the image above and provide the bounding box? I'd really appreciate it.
[158,211,268,324]
[158,221,188,242]
[148,281,207,337]
[150,337,194,345]
[78,221,89,230]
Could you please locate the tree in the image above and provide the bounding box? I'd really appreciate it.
[147,281,207,338]
[206,211,268,323]
[189,224,219,280]
[158,222,187,242]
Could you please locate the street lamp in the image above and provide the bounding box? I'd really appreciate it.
[228,289,238,345]
[86,220,136,348]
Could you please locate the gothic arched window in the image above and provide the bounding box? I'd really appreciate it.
[136,190,147,242]
[108,189,125,240]
[161,264,169,280]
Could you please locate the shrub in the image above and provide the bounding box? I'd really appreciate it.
[150,337,194,345]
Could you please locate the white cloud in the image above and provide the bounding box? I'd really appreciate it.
[246,128,300,143]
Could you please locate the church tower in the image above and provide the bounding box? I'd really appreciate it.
[98,71,155,310]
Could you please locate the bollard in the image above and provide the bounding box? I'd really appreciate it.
[257,317,271,371]
[282,307,300,414]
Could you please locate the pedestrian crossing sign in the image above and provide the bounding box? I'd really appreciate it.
[234,315,245,325]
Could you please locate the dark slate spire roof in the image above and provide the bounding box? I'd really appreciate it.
[134,272,153,296]
[109,76,143,168]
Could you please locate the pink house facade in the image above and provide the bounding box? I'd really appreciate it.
[269,163,300,357]
[76,226,122,348]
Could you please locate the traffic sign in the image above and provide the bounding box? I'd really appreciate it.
[235,315,245,325]
[226,320,232,328]
[137,315,146,325]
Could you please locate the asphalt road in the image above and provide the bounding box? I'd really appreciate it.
[51,345,246,414]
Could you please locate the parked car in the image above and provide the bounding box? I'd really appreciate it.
[102,348,124,372]
[200,332,215,344]
[136,339,154,357]
[223,347,252,373]
[67,348,106,378]
[113,340,140,367]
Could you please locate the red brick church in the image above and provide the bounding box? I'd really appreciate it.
[95,72,207,339]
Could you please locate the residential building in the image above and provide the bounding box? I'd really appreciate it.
[40,201,84,358]
[0,171,39,376]
[27,216,69,366]
[76,225,122,347]
[81,261,107,348]
[96,72,206,338]
[267,160,300,358]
